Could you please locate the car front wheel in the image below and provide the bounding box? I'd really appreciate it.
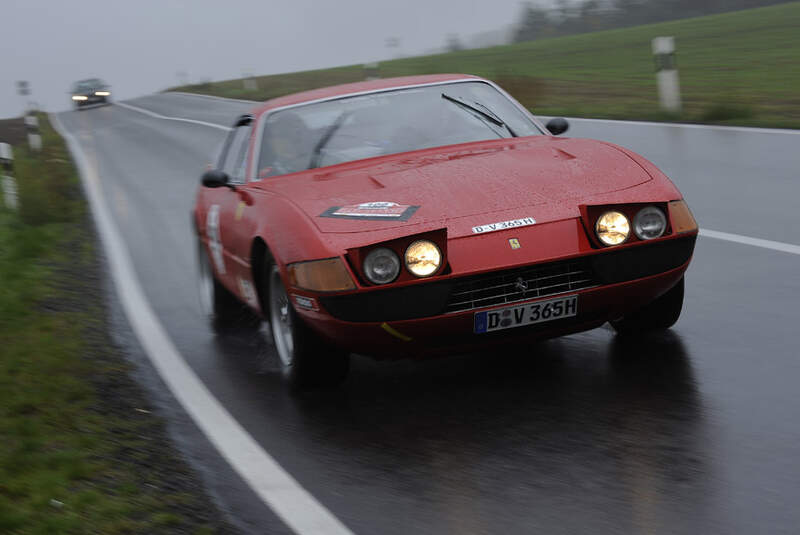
[266,262,349,389]
[610,277,684,335]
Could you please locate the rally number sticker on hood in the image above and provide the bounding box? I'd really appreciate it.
[320,202,419,221]
[472,217,536,234]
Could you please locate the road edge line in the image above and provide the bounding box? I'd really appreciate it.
[116,102,232,131]
[164,92,796,134]
[167,91,258,104]
[552,116,800,135]
[700,228,800,255]
[49,112,355,535]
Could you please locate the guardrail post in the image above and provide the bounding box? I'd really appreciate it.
[25,114,42,152]
[1,142,19,210]
[652,36,682,113]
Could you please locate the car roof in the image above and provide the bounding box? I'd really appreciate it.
[250,73,483,115]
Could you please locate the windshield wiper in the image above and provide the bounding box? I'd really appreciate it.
[441,93,517,138]
[309,111,350,169]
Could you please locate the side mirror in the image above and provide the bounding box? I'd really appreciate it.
[546,117,569,136]
[201,169,232,189]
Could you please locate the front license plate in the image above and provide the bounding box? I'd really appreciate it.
[474,295,578,334]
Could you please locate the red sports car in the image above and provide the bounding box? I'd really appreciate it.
[194,74,698,387]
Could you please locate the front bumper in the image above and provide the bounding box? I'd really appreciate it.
[298,234,696,358]
[75,95,107,106]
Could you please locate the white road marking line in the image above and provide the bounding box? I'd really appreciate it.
[700,228,800,255]
[160,91,799,136]
[50,112,355,535]
[127,96,799,137]
[116,101,233,132]
[543,116,800,136]
[168,91,258,104]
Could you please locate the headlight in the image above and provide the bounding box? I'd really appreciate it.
[404,240,442,277]
[633,206,667,240]
[72,95,88,101]
[95,91,111,96]
[595,211,630,246]
[363,248,400,285]
[287,258,355,292]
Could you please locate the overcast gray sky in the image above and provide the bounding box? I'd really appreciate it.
[0,0,546,118]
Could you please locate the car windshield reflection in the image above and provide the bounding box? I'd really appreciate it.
[257,81,543,178]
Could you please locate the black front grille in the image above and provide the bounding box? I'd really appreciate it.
[444,259,597,314]
[319,235,696,323]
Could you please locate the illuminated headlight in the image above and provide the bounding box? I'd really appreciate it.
[633,206,667,240]
[95,91,111,96]
[404,240,442,277]
[595,211,630,246]
[72,95,88,101]
[363,248,400,285]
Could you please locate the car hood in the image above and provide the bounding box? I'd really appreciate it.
[255,136,653,236]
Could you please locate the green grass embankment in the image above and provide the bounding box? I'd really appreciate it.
[171,2,800,129]
[0,116,233,533]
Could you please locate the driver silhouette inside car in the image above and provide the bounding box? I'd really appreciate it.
[258,111,313,178]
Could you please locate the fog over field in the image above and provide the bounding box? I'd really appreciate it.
[0,0,547,118]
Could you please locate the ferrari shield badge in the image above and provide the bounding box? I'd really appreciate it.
[509,238,521,249]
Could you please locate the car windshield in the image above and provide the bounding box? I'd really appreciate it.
[256,81,542,178]
[74,79,104,93]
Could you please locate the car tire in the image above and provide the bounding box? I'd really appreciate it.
[610,276,684,335]
[198,240,260,331]
[264,259,349,389]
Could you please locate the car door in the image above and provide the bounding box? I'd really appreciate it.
[200,115,258,305]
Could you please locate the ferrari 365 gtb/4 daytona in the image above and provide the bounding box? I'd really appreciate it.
[194,74,698,387]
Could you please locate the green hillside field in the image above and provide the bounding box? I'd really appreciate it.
[171,2,800,129]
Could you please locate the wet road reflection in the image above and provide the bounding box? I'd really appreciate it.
[58,97,800,534]
[212,325,711,534]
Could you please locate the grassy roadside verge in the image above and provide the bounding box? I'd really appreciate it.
[0,117,235,533]
[170,2,800,129]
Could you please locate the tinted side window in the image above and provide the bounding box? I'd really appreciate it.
[220,126,251,182]
[217,129,239,169]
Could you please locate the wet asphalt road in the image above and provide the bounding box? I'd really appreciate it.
[58,95,800,534]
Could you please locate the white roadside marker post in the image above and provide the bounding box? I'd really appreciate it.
[242,71,258,91]
[364,62,380,81]
[16,80,31,115]
[25,114,42,152]
[1,142,19,210]
[652,36,682,114]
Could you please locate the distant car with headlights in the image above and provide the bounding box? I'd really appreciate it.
[194,74,698,388]
[71,78,111,109]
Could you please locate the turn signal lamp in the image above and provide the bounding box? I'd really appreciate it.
[405,240,442,277]
[669,200,698,234]
[287,258,355,292]
[595,211,630,246]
